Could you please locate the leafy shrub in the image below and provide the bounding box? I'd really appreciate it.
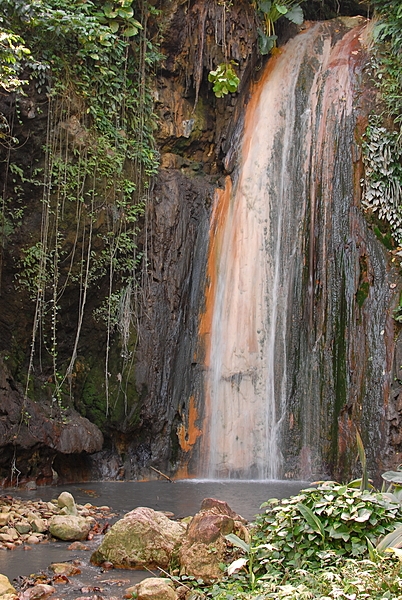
[361,118,402,245]
[208,62,240,98]
[252,482,402,572]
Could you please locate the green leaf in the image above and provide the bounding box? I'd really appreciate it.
[258,31,277,55]
[285,5,304,25]
[103,3,117,18]
[297,503,325,539]
[275,5,288,15]
[377,525,402,553]
[328,524,350,541]
[109,20,119,33]
[224,533,250,553]
[118,7,134,19]
[123,25,138,37]
[382,471,402,485]
[258,0,272,13]
[354,508,372,522]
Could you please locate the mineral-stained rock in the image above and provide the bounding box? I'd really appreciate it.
[91,506,186,569]
[178,498,243,583]
[49,515,91,541]
[0,574,17,597]
[179,537,227,583]
[134,578,178,600]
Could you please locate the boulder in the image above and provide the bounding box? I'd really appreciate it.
[57,491,78,516]
[49,515,91,540]
[134,578,178,600]
[91,506,185,569]
[180,537,227,583]
[0,575,16,597]
[179,498,244,583]
[14,520,31,534]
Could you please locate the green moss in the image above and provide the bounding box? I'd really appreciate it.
[356,281,370,308]
[373,225,394,251]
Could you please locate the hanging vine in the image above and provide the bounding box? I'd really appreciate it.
[0,0,161,427]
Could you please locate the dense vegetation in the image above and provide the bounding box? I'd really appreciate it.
[0,0,160,430]
[361,1,402,250]
[173,478,402,599]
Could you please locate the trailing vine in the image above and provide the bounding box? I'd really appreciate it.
[0,0,160,426]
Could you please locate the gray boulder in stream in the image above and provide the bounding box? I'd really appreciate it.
[91,506,186,569]
[49,515,91,540]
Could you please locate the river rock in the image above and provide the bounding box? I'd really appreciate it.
[19,584,56,600]
[49,562,81,576]
[0,514,10,527]
[30,518,47,534]
[49,515,91,540]
[15,520,31,534]
[0,574,17,597]
[57,491,78,516]
[179,498,241,583]
[134,578,178,600]
[91,506,186,569]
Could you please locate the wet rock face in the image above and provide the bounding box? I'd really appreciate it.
[0,359,103,485]
[0,0,258,483]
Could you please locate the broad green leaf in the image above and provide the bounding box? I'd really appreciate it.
[355,508,372,522]
[377,525,402,553]
[258,0,272,13]
[123,25,138,37]
[382,471,402,485]
[258,31,277,55]
[285,5,304,25]
[109,20,119,33]
[118,7,134,19]
[275,5,288,15]
[297,503,325,539]
[224,533,250,553]
[103,3,117,18]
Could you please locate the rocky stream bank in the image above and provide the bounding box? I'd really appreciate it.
[0,491,249,600]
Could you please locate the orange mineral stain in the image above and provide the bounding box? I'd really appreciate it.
[177,396,202,453]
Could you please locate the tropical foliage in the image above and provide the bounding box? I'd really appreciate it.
[174,479,402,599]
[253,0,304,55]
[361,0,402,250]
[0,0,160,428]
[208,0,304,97]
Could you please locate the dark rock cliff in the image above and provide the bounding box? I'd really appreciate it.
[0,0,401,486]
[0,0,260,484]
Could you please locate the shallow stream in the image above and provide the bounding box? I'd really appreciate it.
[2,479,307,597]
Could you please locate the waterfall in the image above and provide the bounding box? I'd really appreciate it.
[198,18,387,480]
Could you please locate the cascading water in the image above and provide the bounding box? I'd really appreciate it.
[198,17,391,480]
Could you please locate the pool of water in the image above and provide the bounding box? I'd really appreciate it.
[2,479,310,597]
